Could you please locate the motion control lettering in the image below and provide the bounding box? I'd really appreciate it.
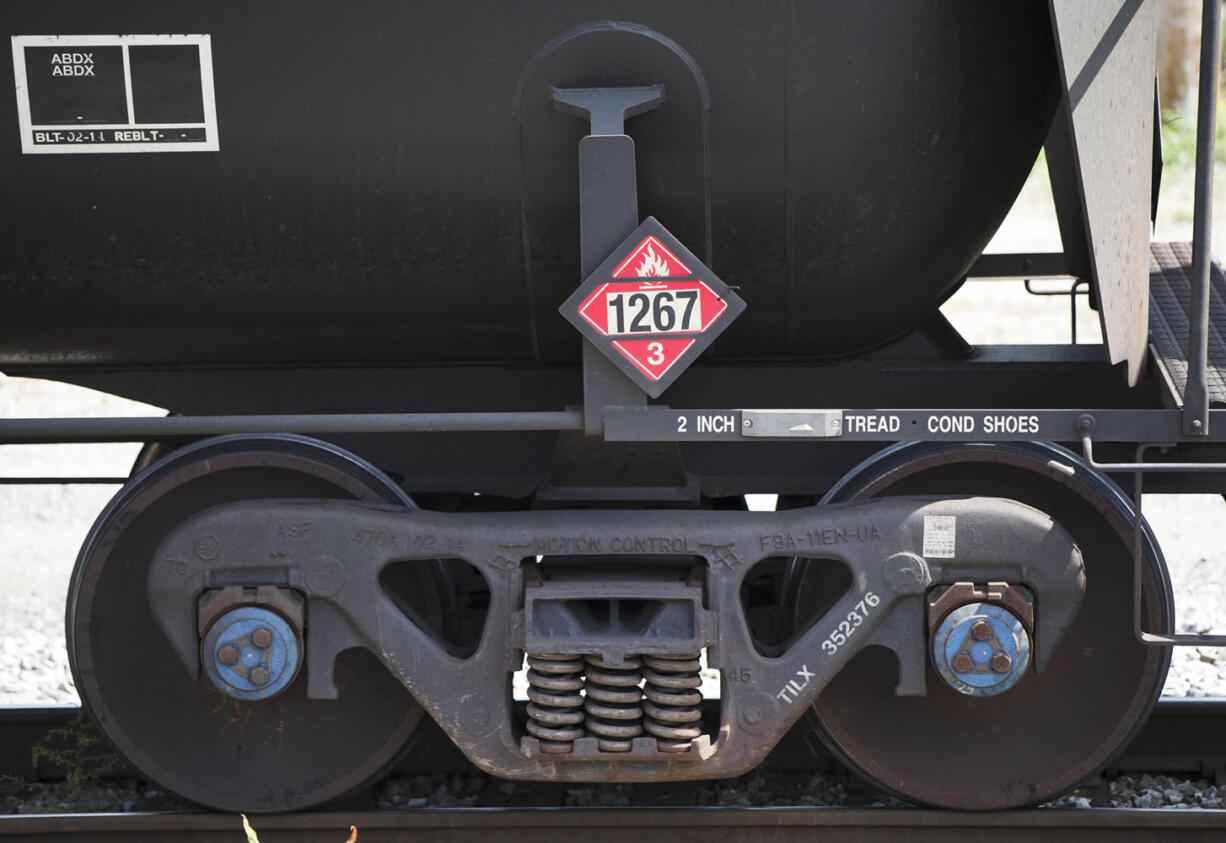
[533,536,697,554]
[50,52,95,76]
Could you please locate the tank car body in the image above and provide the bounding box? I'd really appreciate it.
[0,3,1056,371]
[0,0,1222,815]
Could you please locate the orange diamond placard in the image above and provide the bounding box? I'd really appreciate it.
[560,217,746,397]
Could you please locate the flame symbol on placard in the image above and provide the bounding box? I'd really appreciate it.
[635,244,670,277]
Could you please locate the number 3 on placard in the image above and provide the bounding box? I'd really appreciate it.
[646,341,664,365]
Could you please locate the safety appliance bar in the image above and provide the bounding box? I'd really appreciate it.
[1184,0,1222,436]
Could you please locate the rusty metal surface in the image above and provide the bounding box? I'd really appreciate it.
[803,441,1173,809]
[1047,0,1157,385]
[1,807,1225,842]
[1148,242,1226,407]
[146,490,1085,795]
[927,582,1035,635]
[66,436,446,814]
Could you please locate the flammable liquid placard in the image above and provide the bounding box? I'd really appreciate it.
[560,217,745,398]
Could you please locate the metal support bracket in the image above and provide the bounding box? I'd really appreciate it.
[554,86,665,435]
[1130,443,1226,647]
[1078,415,1226,472]
[1076,414,1226,647]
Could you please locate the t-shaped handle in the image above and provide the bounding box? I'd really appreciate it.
[553,85,665,136]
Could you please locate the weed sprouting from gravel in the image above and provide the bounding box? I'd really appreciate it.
[242,814,358,841]
[0,713,136,814]
[19,714,131,812]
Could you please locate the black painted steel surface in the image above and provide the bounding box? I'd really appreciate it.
[0,2,1057,369]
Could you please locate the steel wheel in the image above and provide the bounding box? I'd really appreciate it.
[67,434,442,812]
[789,441,1173,809]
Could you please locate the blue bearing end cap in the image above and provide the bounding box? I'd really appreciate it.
[932,602,1031,697]
[201,606,302,701]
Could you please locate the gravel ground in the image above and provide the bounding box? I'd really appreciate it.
[3,765,1222,813]
[374,770,1226,810]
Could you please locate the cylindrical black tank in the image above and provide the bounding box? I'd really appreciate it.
[0,2,1058,369]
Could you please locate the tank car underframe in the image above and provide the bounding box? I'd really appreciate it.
[3,400,1226,486]
[145,495,1084,781]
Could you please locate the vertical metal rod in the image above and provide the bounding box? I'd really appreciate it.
[1183,0,1222,435]
[577,136,647,434]
[1132,443,1147,644]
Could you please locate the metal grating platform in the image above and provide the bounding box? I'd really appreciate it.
[1147,241,1226,407]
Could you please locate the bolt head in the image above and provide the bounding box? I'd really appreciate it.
[217,644,239,666]
[951,653,974,673]
[249,666,271,686]
[251,627,273,648]
[971,620,993,641]
[991,652,1012,673]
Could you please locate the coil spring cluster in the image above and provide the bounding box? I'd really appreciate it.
[525,651,704,753]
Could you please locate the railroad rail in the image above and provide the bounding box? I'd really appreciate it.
[2,701,1224,840]
[5,700,1224,783]
[2,806,1225,843]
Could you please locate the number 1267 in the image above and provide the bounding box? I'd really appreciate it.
[607,289,700,334]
